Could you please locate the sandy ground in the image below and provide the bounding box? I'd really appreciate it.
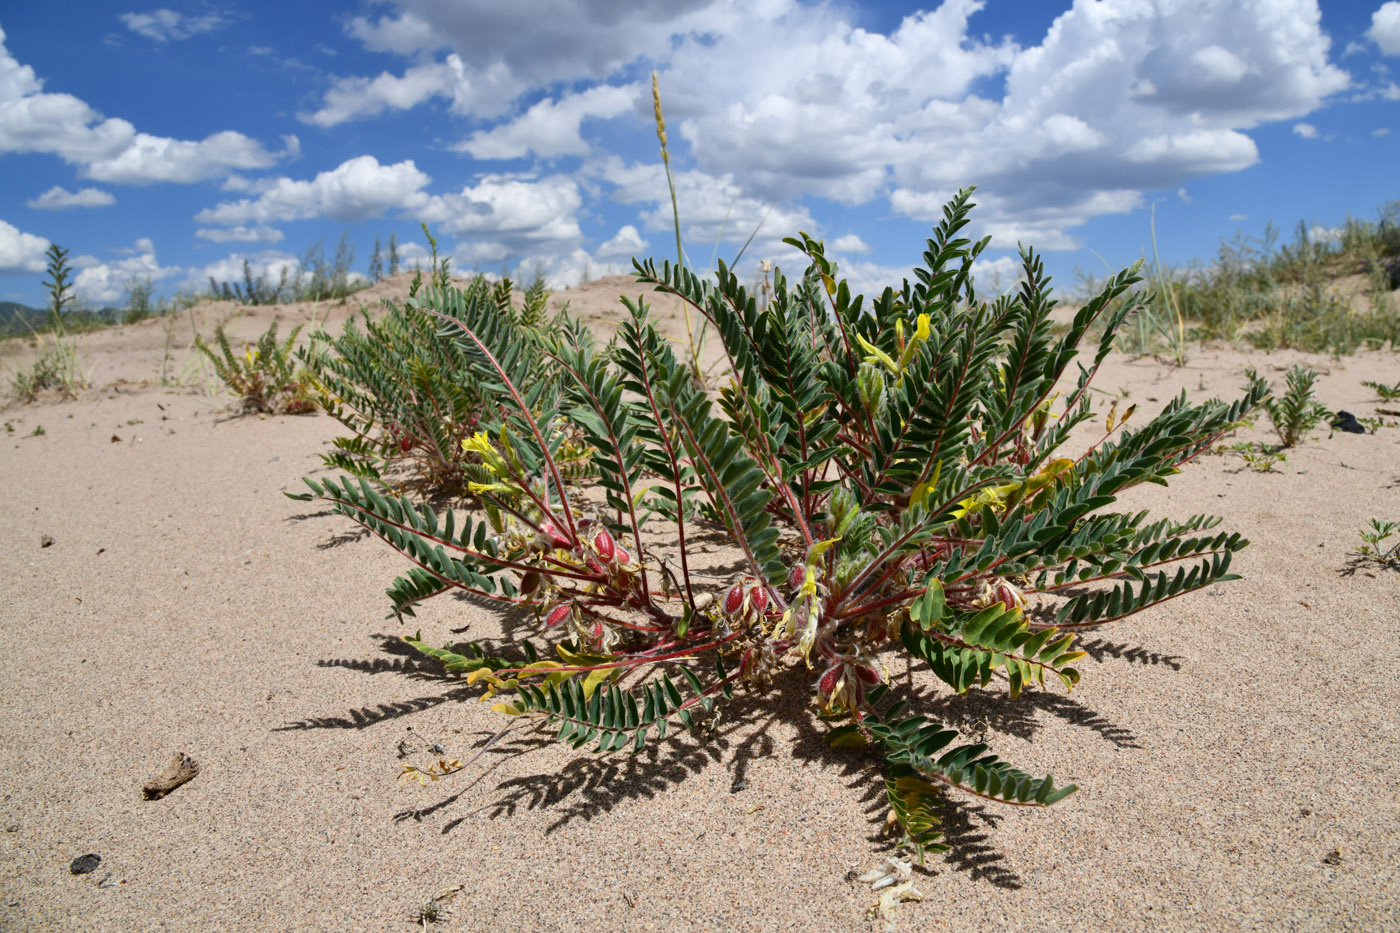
[2,275,1399,931]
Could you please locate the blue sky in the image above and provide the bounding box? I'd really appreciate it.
[1,0,1397,308]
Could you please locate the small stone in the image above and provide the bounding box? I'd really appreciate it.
[40,535,53,548]
[70,854,102,875]
[1322,848,1342,866]
[1329,411,1365,434]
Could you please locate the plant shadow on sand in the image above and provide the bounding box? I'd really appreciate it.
[278,631,1167,890]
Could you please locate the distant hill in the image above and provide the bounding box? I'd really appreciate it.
[0,301,43,336]
[0,301,126,338]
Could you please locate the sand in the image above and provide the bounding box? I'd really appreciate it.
[2,275,1398,931]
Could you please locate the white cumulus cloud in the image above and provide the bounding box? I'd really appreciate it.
[72,238,181,304]
[595,225,647,263]
[419,173,583,254]
[1371,2,1400,55]
[0,219,51,273]
[457,84,637,160]
[195,156,432,225]
[298,55,501,127]
[1293,122,1319,138]
[831,234,871,255]
[0,26,284,184]
[26,186,116,210]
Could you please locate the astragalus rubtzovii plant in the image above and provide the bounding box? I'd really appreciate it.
[291,188,1264,860]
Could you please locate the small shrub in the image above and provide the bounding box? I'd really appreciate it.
[1362,379,1400,401]
[1251,365,1330,448]
[42,243,75,333]
[1354,519,1399,568]
[292,188,1263,859]
[124,276,156,324]
[8,338,87,402]
[194,321,315,415]
[1227,441,1287,473]
[300,274,587,490]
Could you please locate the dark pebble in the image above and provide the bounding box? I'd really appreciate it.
[69,854,102,875]
[1330,411,1366,434]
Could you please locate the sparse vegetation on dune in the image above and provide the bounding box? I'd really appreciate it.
[1078,200,1400,360]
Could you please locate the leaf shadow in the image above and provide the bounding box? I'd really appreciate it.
[469,679,811,836]
[1075,635,1184,671]
[282,632,1136,890]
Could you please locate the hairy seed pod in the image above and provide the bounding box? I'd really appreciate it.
[788,563,805,591]
[723,583,746,615]
[544,604,571,627]
[400,436,414,453]
[749,585,769,613]
[856,361,886,418]
[593,528,616,562]
[615,546,631,566]
[817,665,843,698]
[519,571,541,595]
[853,663,882,686]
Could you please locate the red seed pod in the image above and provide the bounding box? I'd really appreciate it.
[853,663,882,686]
[593,528,616,562]
[995,583,1016,611]
[615,546,631,566]
[723,583,746,615]
[817,664,843,698]
[539,520,570,549]
[749,585,769,613]
[399,436,414,452]
[519,571,541,595]
[787,563,805,591]
[544,604,571,627]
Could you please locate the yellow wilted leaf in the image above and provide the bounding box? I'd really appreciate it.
[581,666,619,700]
[555,645,616,667]
[465,668,504,687]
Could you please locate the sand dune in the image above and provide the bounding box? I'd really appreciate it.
[2,275,1398,931]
